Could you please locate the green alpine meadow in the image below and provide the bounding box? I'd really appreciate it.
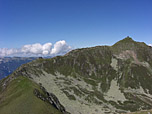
[0,37,152,114]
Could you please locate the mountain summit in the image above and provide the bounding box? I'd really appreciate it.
[0,37,152,114]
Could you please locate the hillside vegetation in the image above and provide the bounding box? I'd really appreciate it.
[0,37,152,114]
[0,76,61,114]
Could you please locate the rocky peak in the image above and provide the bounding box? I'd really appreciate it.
[112,36,148,51]
[112,37,137,52]
[119,36,134,42]
[111,37,152,65]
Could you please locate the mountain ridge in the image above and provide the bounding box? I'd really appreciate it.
[0,37,152,114]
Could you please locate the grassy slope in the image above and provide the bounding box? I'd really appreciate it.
[0,76,61,114]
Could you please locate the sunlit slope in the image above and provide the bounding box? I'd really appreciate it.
[0,76,61,114]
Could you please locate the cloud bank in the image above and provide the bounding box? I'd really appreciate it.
[0,40,72,57]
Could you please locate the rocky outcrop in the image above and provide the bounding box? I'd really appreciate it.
[34,85,70,114]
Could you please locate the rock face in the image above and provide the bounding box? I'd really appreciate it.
[34,85,70,114]
[1,37,152,114]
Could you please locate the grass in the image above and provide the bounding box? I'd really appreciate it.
[0,76,62,114]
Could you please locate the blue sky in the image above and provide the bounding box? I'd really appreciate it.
[0,0,152,56]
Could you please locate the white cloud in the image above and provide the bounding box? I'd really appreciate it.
[51,40,72,55]
[0,41,72,57]
[0,48,18,57]
[21,43,52,55]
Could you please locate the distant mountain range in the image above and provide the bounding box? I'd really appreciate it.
[0,37,152,114]
[0,57,36,79]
